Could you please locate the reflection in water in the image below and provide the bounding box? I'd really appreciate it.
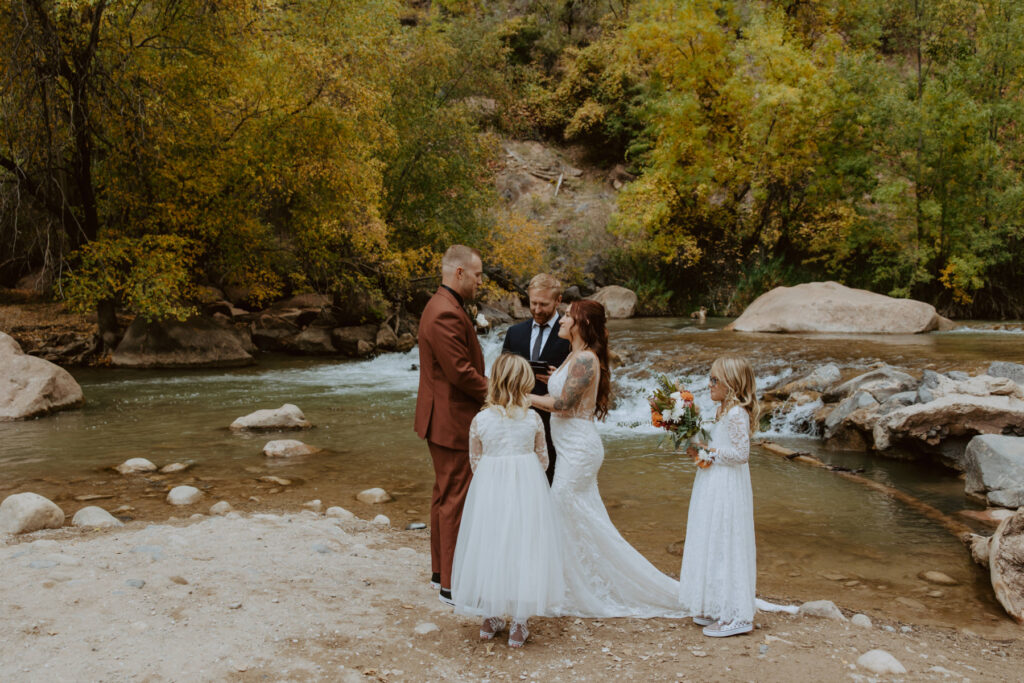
[2,319,1023,633]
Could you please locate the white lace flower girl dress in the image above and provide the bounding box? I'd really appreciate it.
[678,405,757,632]
[452,407,565,621]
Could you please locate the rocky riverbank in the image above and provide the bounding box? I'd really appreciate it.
[2,510,1021,682]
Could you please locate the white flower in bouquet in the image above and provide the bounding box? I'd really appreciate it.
[475,312,489,328]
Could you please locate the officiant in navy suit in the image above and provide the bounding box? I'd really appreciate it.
[502,273,572,484]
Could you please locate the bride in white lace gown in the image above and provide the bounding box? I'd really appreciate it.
[530,300,685,618]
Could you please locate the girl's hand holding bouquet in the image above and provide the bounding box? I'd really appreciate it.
[648,376,710,465]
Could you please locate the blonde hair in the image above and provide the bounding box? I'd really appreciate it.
[485,353,535,418]
[441,245,481,272]
[711,355,760,435]
[527,273,562,296]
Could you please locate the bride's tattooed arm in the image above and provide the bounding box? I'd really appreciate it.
[552,354,596,413]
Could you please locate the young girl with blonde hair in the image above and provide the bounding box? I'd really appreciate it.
[679,355,761,638]
[452,353,564,648]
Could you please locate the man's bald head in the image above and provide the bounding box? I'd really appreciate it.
[440,245,483,301]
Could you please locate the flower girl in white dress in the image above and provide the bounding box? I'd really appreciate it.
[452,353,564,648]
[679,355,761,638]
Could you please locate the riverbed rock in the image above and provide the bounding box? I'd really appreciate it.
[989,508,1024,623]
[116,458,158,474]
[112,316,255,368]
[375,325,399,351]
[356,488,392,504]
[332,325,377,357]
[284,326,336,355]
[230,404,312,431]
[856,649,906,675]
[726,281,954,334]
[371,514,390,526]
[262,439,319,458]
[797,600,847,621]
[989,361,1024,387]
[587,285,638,319]
[963,435,1024,508]
[823,391,878,439]
[71,506,124,528]
[166,486,202,506]
[774,364,841,397]
[209,501,233,516]
[395,333,416,353]
[159,462,191,474]
[0,332,84,422]
[918,570,958,586]
[969,533,992,567]
[0,492,64,534]
[301,499,323,513]
[851,614,872,629]
[824,365,918,403]
[326,506,355,520]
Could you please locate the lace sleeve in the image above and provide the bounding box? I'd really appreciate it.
[712,407,750,465]
[532,410,549,472]
[469,415,483,473]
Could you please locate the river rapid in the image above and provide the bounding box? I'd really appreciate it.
[3,317,1024,635]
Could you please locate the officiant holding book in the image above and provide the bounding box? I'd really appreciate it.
[501,273,572,484]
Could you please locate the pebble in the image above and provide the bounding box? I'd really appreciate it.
[372,514,390,526]
[301,500,323,513]
[116,458,157,474]
[259,476,291,486]
[405,522,427,530]
[918,570,958,586]
[228,602,243,610]
[210,501,233,516]
[413,622,440,635]
[896,596,926,610]
[125,579,146,589]
[166,486,202,506]
[263,439,318,458]
[851,614,872,629]
[159,462,191,474]
[326,507,355,520]
[169,576,189,585]
[856,649,906,675]
[356,488,393,504]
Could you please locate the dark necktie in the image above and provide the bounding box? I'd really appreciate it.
[531,323,547,361]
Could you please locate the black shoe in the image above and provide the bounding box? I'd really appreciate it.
[438,588,454,607]
[430,572,440,589]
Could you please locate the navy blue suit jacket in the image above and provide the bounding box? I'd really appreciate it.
[501,315,571,396]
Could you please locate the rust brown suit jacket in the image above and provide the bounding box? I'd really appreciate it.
[414,287,488,450]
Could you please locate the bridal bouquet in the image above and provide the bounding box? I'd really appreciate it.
[648,375,711,466]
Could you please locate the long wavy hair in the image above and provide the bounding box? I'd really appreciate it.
[710,355,760,435]
[568,299,610,420]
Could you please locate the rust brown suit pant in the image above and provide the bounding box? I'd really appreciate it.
[428,441,473,589]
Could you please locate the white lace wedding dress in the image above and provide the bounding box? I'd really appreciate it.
[547,354,686,618]
[678,405,757,625]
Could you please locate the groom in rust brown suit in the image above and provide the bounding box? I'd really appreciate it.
[414,245,487,605]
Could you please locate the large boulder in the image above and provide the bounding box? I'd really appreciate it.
[588,286,638,319]
[773,363,841,397]
[824,365,919,403]
[332,325,377,357]
[0,332,83,421]
[112,316,255,368]
[284,326,336,355]
[726,281,954,334]
[0,492,64,534]
[989,361,1024,387]
[230,404,312,431]
[990,508,1024,623]
[964,435,1024,508]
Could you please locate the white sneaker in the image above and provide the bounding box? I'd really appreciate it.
[692,616,714,626]
[702,620,753,638]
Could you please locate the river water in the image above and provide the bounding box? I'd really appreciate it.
[3,318,1024,634]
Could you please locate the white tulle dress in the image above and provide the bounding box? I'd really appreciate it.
[547,353,686,618]
[678,405,757,624]
[452,406,565,621]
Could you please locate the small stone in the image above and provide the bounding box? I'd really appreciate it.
[166,486,202,505]
[263,439,319,458]
[209,501,233,516]
[918,570,958,586]
[797,600,847,621]
[301,499,323,513]
[413,622,439,635]
[228,602,243,610]
[258,476,291,486]
[927,590,944,598]
[356,488,392,504]
[856,649,906,675]
[125,579,146,589]
[326,507,354,520]
[230,404,311,431]
[159,462,191,474]
[821,573,847,581]
[73,494,114,502]
[405,522,427,530]
[0,492,65,534]
[169,576,188,585]
[116,458,157,474]
[843,580,860,587]
[372,514,390,526]
[71,506,124,528]
[896,596,927,610]
[112,505,134,514]
[900,625,913,633]
[851,614,872,629]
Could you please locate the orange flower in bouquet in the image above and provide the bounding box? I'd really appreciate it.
[647,376,710,465]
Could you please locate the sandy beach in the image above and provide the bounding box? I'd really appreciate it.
[2,508,1021,682]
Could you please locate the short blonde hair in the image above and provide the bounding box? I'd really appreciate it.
[441,245,481,272]
[527,273,562,295]
[485,353,535,417]
[711,355,760,435]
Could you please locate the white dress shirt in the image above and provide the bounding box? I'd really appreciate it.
[529,312,559,360]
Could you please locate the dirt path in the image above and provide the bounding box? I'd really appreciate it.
[2,511,1020,682]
